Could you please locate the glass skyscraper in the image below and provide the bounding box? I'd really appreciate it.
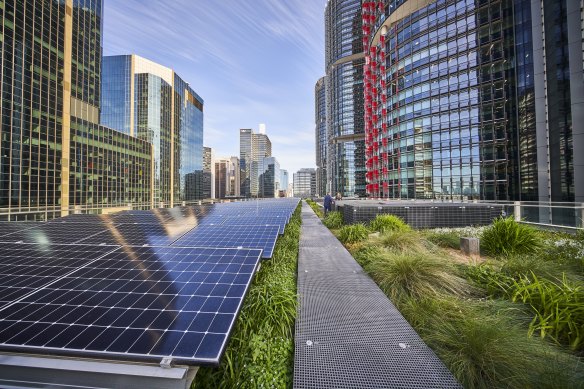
[101,55,204,206]
[1,0,152,219]
[361,0,583,202]
[239,127,272,198]
[325,0,367,198]
[315,77,327,196]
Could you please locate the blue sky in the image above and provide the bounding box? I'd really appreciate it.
[103,0,327,175]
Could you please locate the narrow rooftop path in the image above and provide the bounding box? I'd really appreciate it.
[293,202,461,389]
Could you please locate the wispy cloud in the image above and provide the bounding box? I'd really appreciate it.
[103,0,327,174]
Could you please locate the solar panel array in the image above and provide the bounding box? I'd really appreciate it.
[0,198,299,366]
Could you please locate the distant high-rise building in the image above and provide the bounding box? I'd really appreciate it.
[202,147,214,199]
[325,0,366,198]
[101,55,204,206]
[259,157,280,198]
[361,0,583,207]
[1,1,152,219]
[215,156,240,199]
[293,168,317,198]
[315,77,327,197]
[240,126,272,197]
[281,170,289,197]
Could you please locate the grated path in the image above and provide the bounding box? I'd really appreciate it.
[293,202,462,389]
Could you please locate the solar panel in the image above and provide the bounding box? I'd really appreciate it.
[173,225,280,258]
[228,216,289,234]
[0,245,262,365]
[48,214,115,224]
[0,223,111,244]
[77,222,197,246]
[0,243,119,308]
[0,222,42,237]
[110,214,175,224]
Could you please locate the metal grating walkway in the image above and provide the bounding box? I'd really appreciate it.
[294,202,461,388]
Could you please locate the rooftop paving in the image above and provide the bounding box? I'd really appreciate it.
[293,202,461,388]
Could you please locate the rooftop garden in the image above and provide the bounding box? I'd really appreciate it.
[309,200,584,389]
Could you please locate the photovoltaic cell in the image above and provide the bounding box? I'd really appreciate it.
[48,214,115,224]
[0,223,111,245]
[173,225,281,258]
[0,222,43,237]
[0,246,262,365]
[77,223,197,246]
[0,244,119,308]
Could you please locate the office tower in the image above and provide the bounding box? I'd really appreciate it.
[202,147,214,199]
[315,77,327,197]
[361,0,583,204]
[101,55,204,206]
[239,129,253,197]
[325,0,366,198]
[293,168,317,198]
[259,157,280,198]
[215,156,240,199]
[239,126,272,198]
[0,1,152,219]
[281,169,289,197]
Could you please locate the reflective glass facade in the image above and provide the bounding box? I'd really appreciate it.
[325,0,367,197]
[239,128,271,198]
[363,0,583,202]
[101,55,203,205]
[259,156,280,198]
[293,168,316,198]
[363,0,522,200]
[315,77,327,196]
[1,0,152,218]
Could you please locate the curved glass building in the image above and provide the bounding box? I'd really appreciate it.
[315,77,327,196]
[362,0,583,202]
[325,0,366,197]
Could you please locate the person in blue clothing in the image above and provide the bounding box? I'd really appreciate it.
[323,193,334,216]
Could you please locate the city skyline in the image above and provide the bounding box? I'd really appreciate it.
[103,0,327,176]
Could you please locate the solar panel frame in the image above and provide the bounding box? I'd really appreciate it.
[0,245,263,366]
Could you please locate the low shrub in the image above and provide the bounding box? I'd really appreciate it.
[323,211,343,229]
[481,217,542,257]
[369,214,410,233]
[539,237,584,275]
[338,224,369,244]
[364,251,472,302]
[467,262,584,352]
[512,273,584,351]
[425,231,461,250]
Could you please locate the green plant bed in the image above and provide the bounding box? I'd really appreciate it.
[324,218,584,388]
[193,205,301,388]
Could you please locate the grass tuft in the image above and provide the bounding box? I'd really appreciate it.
[364,251,472,302]
[481,217,542,257]
[338,224,369,244]
[369,214,410,233]
[323,211,343,229]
